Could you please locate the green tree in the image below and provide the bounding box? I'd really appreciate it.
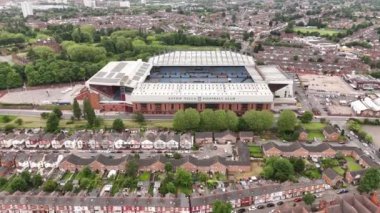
[72,99,82,120]
[358,168,380,193]
[53,107,63,119]
[303,192,316,207]
[15,118,23,126]
[132,112,145,124]
[277,110,297,132]
[63,182,73,192]
[46,113,59,133]
[261,157,295,182]
[125,159,139,177]
[242,110,274,133]
[290,157,305,174]
[212,200,233,213]
[83,99,96,127]
[299,111,313,123]
[175,168,192,188]
[173,109,186,131]
[112,118,125,132]
[9,176,28,192]
[214,110,228,131]
[226,110,239,131]
[165,162,173,173]
[321,158,339,169]
[166,182,176,194]
[200,109,215,131]
[183,108,200,131]
[31,174,43,188]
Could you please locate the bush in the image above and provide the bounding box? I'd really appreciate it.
[2,115,11,123]
[41,112,50,119]
[4,124,15,133]
[15,118,23,126]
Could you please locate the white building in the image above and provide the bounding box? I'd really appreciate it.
[21,2,33,18]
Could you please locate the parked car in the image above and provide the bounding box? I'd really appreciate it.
[237,208,246,213]
[266,203,275,207]
[248,206,256,211]
[257,205,265,209]
[294,197,302,202]
[337,189,349,194]
[277,201,284,206]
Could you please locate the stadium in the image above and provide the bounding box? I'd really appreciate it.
[84,51,294,114]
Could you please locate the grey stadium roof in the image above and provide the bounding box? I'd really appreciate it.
[148,51,255,66]
[86,60,152,88]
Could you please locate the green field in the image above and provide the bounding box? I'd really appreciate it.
[0,115,173,129]
[138,172,151,181]
[345,157,362,171]
[332,166,345,176]
[303,122,326,140]
[294,27,344,36]
[0,115,16,123]
[248,145,263,158]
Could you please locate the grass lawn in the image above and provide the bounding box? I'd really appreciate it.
[303,122,326,131]
[248,145,263,158]
[0,115,173,129]
[61,172,73,181]
[138,172,151,181]
[307,131,325,140]
[345,157,362,171]
[0,115,16,123]
[332,166,345,176]
[293,27,344,36]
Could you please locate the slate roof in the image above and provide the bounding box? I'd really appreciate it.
[324,168,339,180]
[214,130,237,139]
[238,131,254,138]
[324,125,338,135]
[194,132,213,139]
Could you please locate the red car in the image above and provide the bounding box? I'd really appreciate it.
[294,198,302,202]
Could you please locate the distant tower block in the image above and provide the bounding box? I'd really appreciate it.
[20,2,33,18]
[141,0,146,4]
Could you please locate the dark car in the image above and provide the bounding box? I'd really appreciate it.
[277,201,284,206]
[257,205,265,209]
[266,203,275,207]
[338,189,349,194]
[294,197,302,202]
[237,208,246,213]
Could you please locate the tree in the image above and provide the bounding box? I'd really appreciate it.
[242,110,274,133]
[358,168,380,193]
[53,107,63,119]
[184,108,200,131]
[226,110,239,131]
[72,99,82,120]
[31,174,43,188]
[212,200,233,213]
[290,157,305,174]
[277,110,297,132]
[303,192,316,207]
[63,182,73,192]
[9,176,28,192]
[15,118,23,126]
[83,99,96,127]
[132,112,145,124]
[321,158,339,169]
[173,109,186,131]
[165,162,173,173]
[175,168,192,188]
[214,110,228,131]
[200,109,215,131]
[261,157,295,182]
[46,113,59,133]
[126,159,139,177]
[299,111,313,123]
[166,182,176,194]
[112,118,125,132]
[293,55,299,61]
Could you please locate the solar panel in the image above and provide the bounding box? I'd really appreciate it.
[111,62,128,73]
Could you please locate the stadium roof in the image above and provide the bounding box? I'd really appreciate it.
[257,65,291,82]
[86,60,152,88]
[131,83,273,103]
[148,51,255,66]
